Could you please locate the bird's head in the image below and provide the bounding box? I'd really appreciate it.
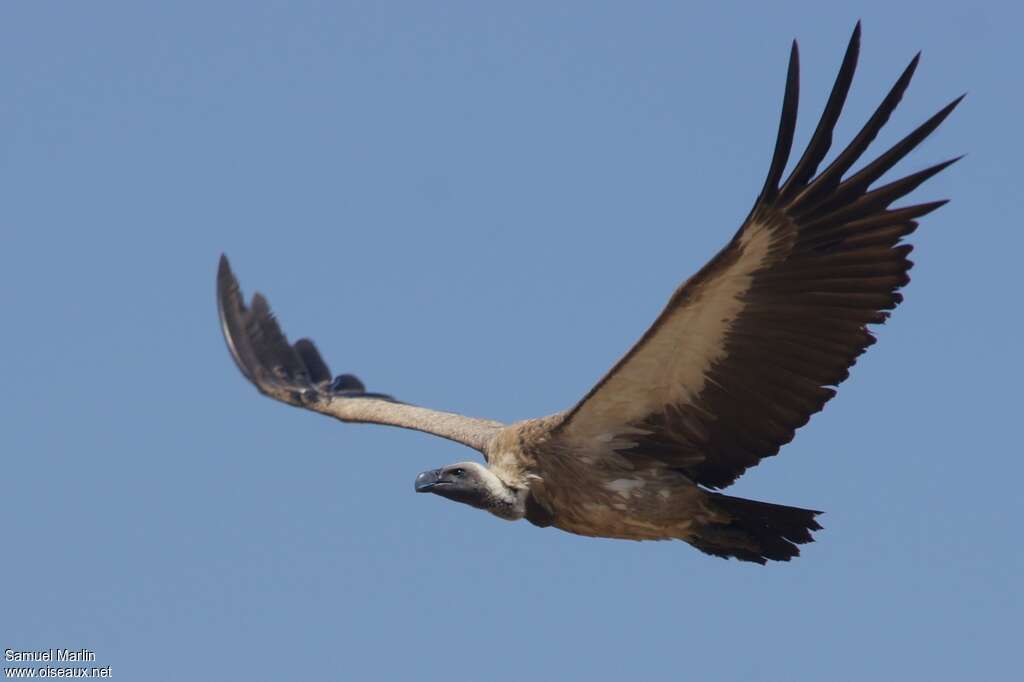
[414,461,524,520]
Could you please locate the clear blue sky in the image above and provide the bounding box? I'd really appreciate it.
[2,2,1019,680]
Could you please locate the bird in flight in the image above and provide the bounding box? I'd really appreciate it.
[217,24,959,563]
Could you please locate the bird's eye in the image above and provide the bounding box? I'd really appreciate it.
[451,468,466,477]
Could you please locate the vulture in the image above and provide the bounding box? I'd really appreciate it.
[217,24,960,564]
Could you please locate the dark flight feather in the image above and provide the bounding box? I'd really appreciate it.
[217,255,392,404]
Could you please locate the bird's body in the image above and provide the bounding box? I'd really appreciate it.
[518,444,712,543]
[217,25,959,564]
[485,417,706,540]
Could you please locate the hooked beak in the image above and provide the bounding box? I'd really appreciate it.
[414,468,443,493]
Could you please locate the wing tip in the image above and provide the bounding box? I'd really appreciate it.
[216,253,235,297]
[760,37,801,203]
[777,22,863,202]
[214,255,388,404]
[217,254,235,293]
[216,252,260,384]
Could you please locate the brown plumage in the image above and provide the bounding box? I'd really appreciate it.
[217,24,960,564]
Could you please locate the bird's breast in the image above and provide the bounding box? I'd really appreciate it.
[536,459,709,541]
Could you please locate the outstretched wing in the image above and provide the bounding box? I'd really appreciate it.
[217,255,504,453]
[553,24,961,488]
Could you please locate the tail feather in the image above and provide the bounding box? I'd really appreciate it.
[690,493,823,564]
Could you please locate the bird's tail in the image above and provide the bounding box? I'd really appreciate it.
[689,493,823,564]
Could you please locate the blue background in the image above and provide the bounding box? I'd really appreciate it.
[2,2,1019,680]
